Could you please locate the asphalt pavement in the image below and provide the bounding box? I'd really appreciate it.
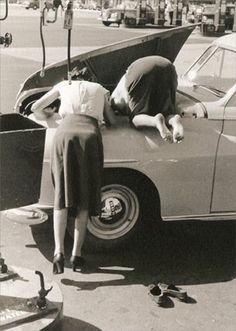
[1,213,236,331]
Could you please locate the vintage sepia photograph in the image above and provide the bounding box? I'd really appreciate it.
[0,0,236,330]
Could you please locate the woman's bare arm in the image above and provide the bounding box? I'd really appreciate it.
[31,88,59,116]
[103,92,117,126]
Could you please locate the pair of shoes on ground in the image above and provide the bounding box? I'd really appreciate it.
[148,283,188,307]
[53,253,85,274]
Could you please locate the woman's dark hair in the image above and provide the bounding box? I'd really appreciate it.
[66,66,96,82]
[47,98,61,109]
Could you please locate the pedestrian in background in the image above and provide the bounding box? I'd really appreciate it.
[166,0,174,25]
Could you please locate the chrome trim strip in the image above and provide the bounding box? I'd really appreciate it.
[104,159,138,164]
[163,212,236,221]
[45,159,138,164]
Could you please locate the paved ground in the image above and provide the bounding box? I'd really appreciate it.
[1,213,236,330]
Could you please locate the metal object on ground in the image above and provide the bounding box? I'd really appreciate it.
[4,206,48,226]
[0,266,63,330]
[35,270,53,309]
[0,250,18,282]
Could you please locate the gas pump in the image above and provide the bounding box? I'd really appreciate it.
[0,0,12,47]
[136,0,147,25]
[154,0,166,26]
[214,0,227,33]
[201,0,227,36]
[173,0,183,26]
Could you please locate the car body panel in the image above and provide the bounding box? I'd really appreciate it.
[177,80,220,103]
[178,33,236,214]
[31,108,223,218]
[211,85,236,212]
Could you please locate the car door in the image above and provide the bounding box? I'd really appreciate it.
[139,115,223,218]
[211,89,236,212]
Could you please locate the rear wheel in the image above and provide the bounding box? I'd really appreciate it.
[123,17,136,27]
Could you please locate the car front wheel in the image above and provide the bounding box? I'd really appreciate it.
[90,182,139,235]
[67,171,154,251]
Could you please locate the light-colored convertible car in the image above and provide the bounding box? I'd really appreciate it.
[14,27,236,249]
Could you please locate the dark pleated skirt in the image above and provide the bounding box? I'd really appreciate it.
[51,114,103,217]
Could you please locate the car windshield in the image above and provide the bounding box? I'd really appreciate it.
[186,46,236,95]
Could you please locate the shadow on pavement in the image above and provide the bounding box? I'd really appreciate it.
[30,218,236,290]
[57,316,102,331]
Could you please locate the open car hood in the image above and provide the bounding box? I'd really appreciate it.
[18,25,197,95]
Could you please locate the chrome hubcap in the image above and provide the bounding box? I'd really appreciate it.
[88,184,140,240]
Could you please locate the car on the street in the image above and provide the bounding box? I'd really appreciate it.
[99,2,155,27]
[23,0,56,10]
[13,27,236,250]
[23,0,39,10]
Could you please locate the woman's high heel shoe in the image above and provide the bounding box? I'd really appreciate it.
[53,253,64,274]
[70,255,85,272]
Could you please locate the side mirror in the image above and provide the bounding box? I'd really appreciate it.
[0,0,8,21]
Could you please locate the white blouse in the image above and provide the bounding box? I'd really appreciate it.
[55,80,109,124]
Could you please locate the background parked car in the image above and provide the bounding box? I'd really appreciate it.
[23,0,39,10]
[99,2,155,27]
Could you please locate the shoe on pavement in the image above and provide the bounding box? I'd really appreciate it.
[158,283,187,301]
